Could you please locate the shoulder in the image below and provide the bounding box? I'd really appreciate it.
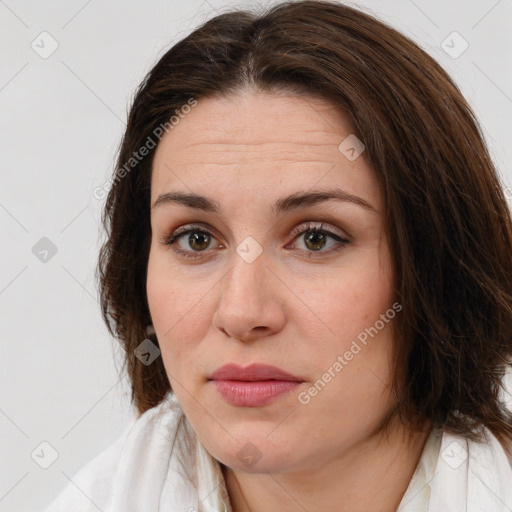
[439,426,512,472]
[429,426,512,511]
[42,393,180,512]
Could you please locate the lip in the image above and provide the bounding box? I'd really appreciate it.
[209,363,305,407]
[209,363,304,382]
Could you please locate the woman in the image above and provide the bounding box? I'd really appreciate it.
[44,1,512,511]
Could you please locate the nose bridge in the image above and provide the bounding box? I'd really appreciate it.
[212,236,285,339]
[222,238,268,306]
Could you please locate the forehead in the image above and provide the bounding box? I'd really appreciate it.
[150,91,382,212]
[154,91,356,158]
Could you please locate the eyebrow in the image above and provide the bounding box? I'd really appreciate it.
[151,188,376,215]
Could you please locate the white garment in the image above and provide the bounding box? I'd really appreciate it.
[43,391,512,512]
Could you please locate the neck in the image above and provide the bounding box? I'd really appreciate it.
[221,419,432,512]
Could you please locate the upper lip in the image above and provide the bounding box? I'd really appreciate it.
[209,363,304,382]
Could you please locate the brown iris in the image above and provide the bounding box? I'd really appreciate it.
[304,231,327,251]
[188,232,211,251]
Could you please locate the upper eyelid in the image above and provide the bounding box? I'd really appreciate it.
[167,221,349,245]
[290,221,349,240]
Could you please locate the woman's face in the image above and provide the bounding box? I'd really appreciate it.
[147,90,398,474]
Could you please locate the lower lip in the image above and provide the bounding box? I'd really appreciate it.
[211,380,302,407]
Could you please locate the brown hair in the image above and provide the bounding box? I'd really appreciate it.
[97,0,512,455]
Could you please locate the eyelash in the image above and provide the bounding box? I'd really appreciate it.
[161,222,350,260]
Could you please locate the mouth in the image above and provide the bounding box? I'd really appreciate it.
[208,363,305,407]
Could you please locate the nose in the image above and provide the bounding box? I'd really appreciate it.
[211,245,286,343]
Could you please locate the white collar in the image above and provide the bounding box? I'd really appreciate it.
[398,421,512,511]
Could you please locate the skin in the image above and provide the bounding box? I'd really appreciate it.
[147,89,431,512]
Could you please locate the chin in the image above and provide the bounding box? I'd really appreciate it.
[204,434,302,474]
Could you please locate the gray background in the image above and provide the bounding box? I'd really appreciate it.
[1,0,511,510]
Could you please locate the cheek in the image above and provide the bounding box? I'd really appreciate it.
[290,250,396,397]
[298,253,394,341]
[146,249,211,365]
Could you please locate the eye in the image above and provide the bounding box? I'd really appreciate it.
[161,222,350,260]
[287,222,350,257]
[161,224,222,260]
